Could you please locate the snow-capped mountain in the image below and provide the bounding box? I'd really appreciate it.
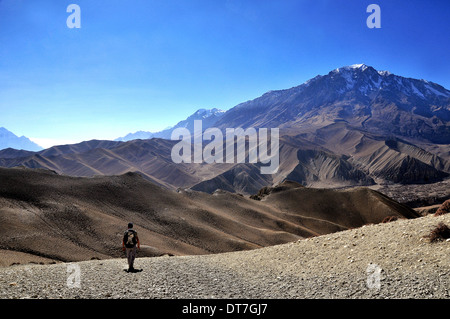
[329,64,449,100]
[117,64,449,145]
[2,65,450,193]
[0,127,43,151]
[215,64,450,144]
[115,108,225,142]
[115,130,154,142]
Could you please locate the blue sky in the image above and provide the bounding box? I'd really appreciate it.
[0,0,449,148]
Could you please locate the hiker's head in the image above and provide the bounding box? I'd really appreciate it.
[128,222,133,229]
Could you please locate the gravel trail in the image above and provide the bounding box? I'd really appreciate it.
[1,214,448,299]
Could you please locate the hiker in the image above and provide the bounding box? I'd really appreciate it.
[122,222,140,272]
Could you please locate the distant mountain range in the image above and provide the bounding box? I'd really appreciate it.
[115,108,225,141]
[215,63,450,144]
[1,64,449,195]
[0,127,43,152]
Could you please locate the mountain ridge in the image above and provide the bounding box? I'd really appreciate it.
[115,108,225,142]
[1,64,449,194]
[214,64,450,144]
[0,127,43,152]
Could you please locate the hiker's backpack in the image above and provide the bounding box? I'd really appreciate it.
[124,230,137,248]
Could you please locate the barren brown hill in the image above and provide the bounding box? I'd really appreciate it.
[0,138,248,191]
[0,167,419,266]
[293,122,450,183]
[248,180,419,235]
[1,130,449,195]
[1,65,450,197]
[191,163,273,195]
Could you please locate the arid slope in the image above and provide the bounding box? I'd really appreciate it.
[0,167,419,266]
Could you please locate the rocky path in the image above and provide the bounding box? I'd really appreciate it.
[0,214,449,299]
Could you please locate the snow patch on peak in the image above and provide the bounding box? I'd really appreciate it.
[194,108,207,114]
[371,76,382,89]
[349,63,368,71]
[302,75,322,87]
[193,108,225,118]
[378,70,392,76]
[424,84,450,97]
[334,64,369,73]
[338,70,357,90]
[410,83,425,99]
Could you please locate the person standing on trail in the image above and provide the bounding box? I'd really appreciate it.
[122,222,140,272]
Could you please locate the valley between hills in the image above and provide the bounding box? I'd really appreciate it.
[0,64,449,299]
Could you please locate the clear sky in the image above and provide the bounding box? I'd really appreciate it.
[0,0,449,148]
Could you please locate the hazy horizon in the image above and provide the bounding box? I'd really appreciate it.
[1,0,449,148]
